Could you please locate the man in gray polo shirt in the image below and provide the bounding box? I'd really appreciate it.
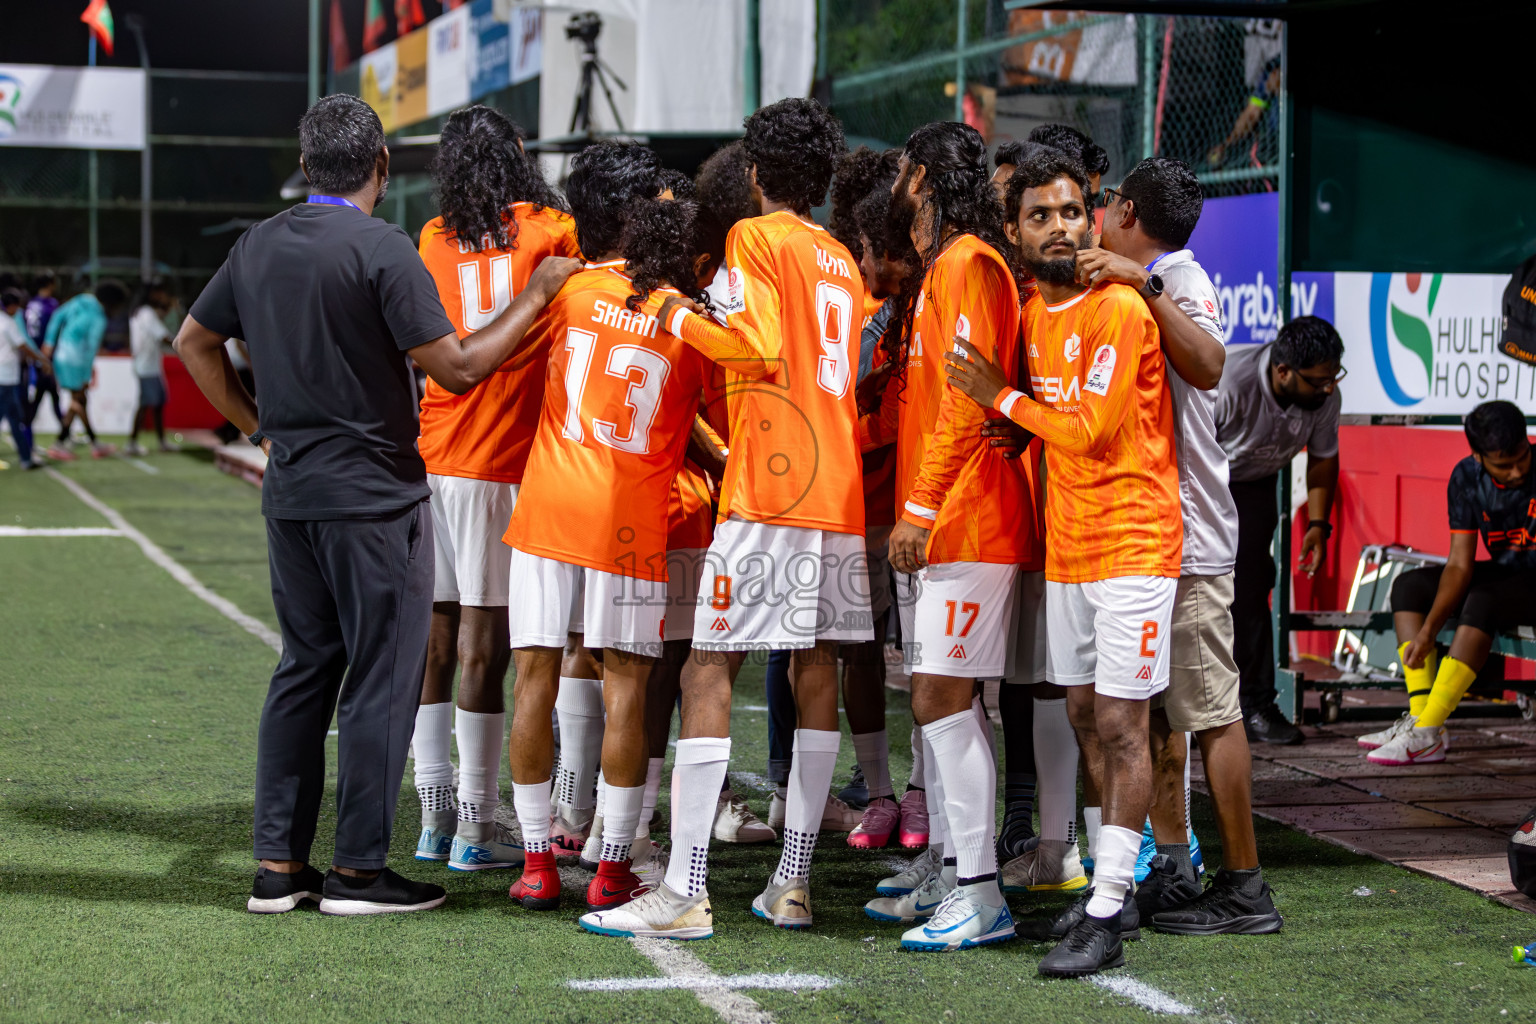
[1073,155,1280,935]
[1216,317,1344,746]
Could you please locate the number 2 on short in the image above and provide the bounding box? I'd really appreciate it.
[1139,620,1158,658]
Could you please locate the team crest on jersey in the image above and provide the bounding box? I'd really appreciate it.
[1063,333,1081,361]
[952,313,971,354]
[1029,342,1040,358]
[1083,343,1116,396]
[721,267,747,315]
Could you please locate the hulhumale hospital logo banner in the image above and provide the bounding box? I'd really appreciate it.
[1190,193,1533,415]
[0,64,145,150]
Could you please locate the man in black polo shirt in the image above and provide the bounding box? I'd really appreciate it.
[175,94,577,916]
[1363,400,1535,765]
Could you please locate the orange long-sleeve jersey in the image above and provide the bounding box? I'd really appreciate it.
[894,234,1041,567]
[996,284,1182,583]
[503,262,710,581]
[417,204,580,483]
[670,210,865,536]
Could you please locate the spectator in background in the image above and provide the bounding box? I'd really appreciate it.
[1215,316,1344,746]
[1207,55,1281,171]
[126,279,177,457]
[43,279,127,461]
[1363,401,1534,766]
[24,273,62,430]
[1,288,49,470]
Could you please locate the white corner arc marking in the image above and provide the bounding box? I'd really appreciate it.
[45,468,283,654]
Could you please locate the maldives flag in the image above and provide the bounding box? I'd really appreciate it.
[395,0,426,35]
[328,0,351,68]
[80,0,114,57]
[362,0,388,53]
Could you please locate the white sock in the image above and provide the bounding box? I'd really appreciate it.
[972,694,998,766]
[1034,698,1079,843]
[925,707,998,881]
[852,729,895,801]
[663,737,731,897]
[600,784,644,863]
[1085,823,1140,918]
[555,676,604,820]
[1183,734,1193,837]
[1084,806,1103,863]
[454,708,504,823]
[595,770,608,818]
[921,729,950,857]
[774,729,840,885]
[908,724,925,790]
[637,756,664,839]
[412,702,455,823]
[513,779,554,854]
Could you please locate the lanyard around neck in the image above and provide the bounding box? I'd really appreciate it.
[307,194,365,213]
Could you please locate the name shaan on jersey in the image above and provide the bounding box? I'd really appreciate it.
[589,298,660,339]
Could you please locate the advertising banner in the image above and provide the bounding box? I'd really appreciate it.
[395,27,430,129]
[1332,271,1533,415]
[510,5,543,86]
[427,4,472,117]
[0,64,145,150]
[359,43,398,133]
[470,0,510,99]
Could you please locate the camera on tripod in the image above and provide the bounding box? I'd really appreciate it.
[564,12,603,47]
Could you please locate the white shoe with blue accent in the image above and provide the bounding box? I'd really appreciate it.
[865,869,952,923]
[415,823,454,861]
[875,846,942,897]
[448,823,525,871]
[899,882,1016,951]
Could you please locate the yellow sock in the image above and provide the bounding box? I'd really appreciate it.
[1398,642,1438,719]
[1415,657,1476,729]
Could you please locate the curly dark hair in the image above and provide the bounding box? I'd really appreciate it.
[621,198,713,314]
[659,167,696,201]
[566,140,663,262]
[743,98,845,214]
[694,140,758,228]
[884,121,1023,379]
[828,146,901,260]
[1027,123,1110,178]
[431,105,565,254]
[1004,148,1090,227]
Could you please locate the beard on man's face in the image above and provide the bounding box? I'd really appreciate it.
[887,184,917,244]
[375,175,391,205]
[1020,230,1087,286]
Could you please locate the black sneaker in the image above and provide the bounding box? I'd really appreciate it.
[1015,887,1140,942]
[996,804,1038,863]
[1134,853,1203,920]
[838,764,870,810]
[1151,868,1283,935]
[1244,704,1303,745]
[1038,908,1124,977]
[318,867,447,916]
[247,864,326,914]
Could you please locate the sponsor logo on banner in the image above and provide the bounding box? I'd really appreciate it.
[427,4,471,116]
[0,64,146,150]
[395,27,430,128]
[360,44,398,133]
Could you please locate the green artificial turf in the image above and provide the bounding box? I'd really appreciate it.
[2,449,1535,1023]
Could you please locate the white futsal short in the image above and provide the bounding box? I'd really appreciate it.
[663,548,707,643]
[508,547,666,658]
[896,561,1019,679]
[690,516,874,651]
[429,474,517,607]
[1046,575,1177,700]
[1002,569,1049,685]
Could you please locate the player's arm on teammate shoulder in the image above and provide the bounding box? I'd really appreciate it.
[408,254,581,394]
[656,230,782,380]
[1076,247,1224,390]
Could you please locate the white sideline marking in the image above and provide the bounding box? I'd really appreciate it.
[45,468,283,654]
[569,972,838,993]
[623,937,783,1023]
[1086,974,1197,1016]
[0,526,124,537]
[128,458,160,475]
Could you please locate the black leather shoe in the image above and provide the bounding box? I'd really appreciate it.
[319,867,446,916]
[1134,853,1203,920]
[1038,907,1125,977]
[1015,888,1140,941]
[1151,868,1284,935]
[1245,704,1303,745]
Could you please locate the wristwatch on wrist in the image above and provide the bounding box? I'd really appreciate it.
[1141,273,1164,300]
[248,429,266,448]
[1307,519,1332,539]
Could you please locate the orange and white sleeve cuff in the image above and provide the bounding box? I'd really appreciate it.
[995,387,1025,419]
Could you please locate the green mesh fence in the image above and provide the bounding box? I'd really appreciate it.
[825,2,1283,195]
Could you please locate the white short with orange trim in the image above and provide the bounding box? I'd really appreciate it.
[508,547,665,658]
[1046,576,1177,700]
[896,561,1019,679]
[428,474,517,607]
[690,516,874,651]
[663,548,707,643]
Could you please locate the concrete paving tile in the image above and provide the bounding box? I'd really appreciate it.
[1260,802,1464,831]
[1322,826,1508,861]
[1415,798,1536,829]
[1447,753,1536,773]
[1248,778,1384,806]
[1272,756,1476,779]
[1363,774,1536,802]
[1400,855,1518,893]
[1489,890,1536,914]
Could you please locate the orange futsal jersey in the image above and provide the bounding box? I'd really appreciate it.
[417,203,580,483]
[1001,284,1182,583]
[503,262,710,581]
[896,234,1041,567]
[673,211,864,535]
